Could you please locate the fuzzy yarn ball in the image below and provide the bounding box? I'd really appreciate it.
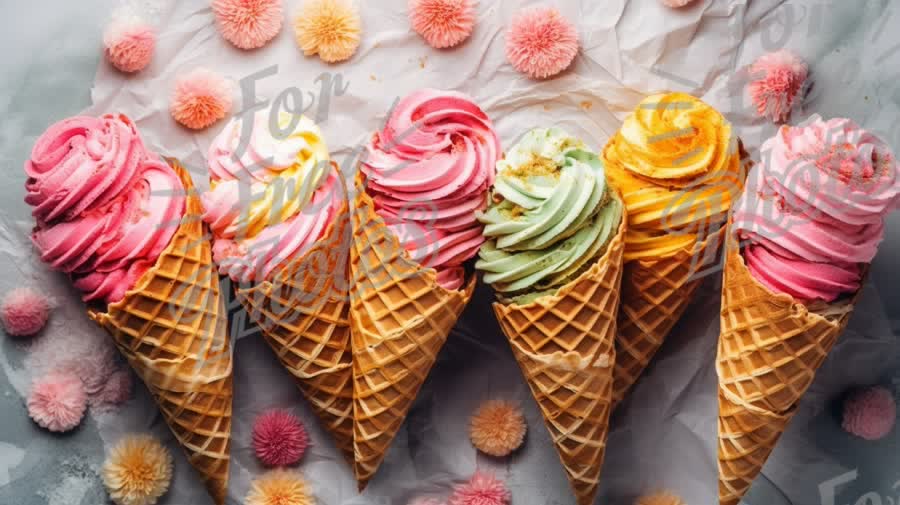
[505,6,579,79]
[1,288,50,337]
[409,0,476,49]
[212,0,283,50]
[252,409,309,466]
[449,471,511,505]
[635,491,686,505]
[748,49,808,122]
[246,469,315,505]
[294,0,362,63]
[103,12,156,73]
[660,0,698,7]
[27,372,87,433]
[102,434,173,505]
[170,67,233,130]
[842,386,897,441]
[469,400,526,457]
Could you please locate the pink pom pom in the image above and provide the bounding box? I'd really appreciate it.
[660,0,698,7]
[252,409,309,466]
[748,49,808,123]
[103,13,156,73]
[94,369,133,408]
[213,0,283,50]
[409,0,476,49]
[449,470,511,505]
[842,386,896,441]
[170,67,233,130]
[2,288,50,337]
[505,6,578,79]
[27,372,87,433]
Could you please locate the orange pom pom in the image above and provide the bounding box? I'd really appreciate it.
[469,399,526,457]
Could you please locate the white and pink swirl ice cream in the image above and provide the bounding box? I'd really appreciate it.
[202,110,342,284]
[361,89,501,290]
[25,114,186,303]
[734,115,900,301]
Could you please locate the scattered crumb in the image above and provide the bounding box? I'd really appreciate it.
[370,74,377,81]
[865,96,869,101]
[419,56,427,69]
[580,100,593,110]
[543,104,551,111]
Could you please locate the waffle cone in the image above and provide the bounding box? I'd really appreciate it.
[234,164,354,463]
[716,234,860,505]
[349,174,475,489]
[492,214,627,505]
[612,225,726,405]
[88,159,232,505]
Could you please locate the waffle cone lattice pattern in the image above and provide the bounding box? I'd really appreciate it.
[613,225,726,405]
[236,170,354,463]
[716,235,858,505]
[493,215,627,505]
[349,175,474,489]
[89,159,233,505]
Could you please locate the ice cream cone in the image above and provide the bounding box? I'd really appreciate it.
[492,215,627,505]
[88,159,233,505]
[349,174,475,489]
[234,163,354,463]
[716,234,861,505]
[612,225,726,405]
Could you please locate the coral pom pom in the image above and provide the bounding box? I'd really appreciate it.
[212,0,283,50]
[293,0,362,63]
[246,469,314,505]
[409,0,476,49]
[469,400,526,457]
[505,6,579,79]
[748,49,808,123]
[1,287,50,337]
[102,434,173,505]
[842,386,896,441]
[659,0,698,7]
[170,68,233,130]
[635,491,686,505]
[449,471,511,505]
[27,372,86,433]
[252,409,309,466]
[103,11,156,73]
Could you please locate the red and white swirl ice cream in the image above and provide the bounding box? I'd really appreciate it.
[361,89,500,290]
[202,110,342,284]
[25,115,186,303]
[733,115,900,301]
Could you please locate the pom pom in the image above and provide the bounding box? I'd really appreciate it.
[1,287,50,337]
[659,0,698,7]
[212,0,283,50]
[103,11,156,73]
[748,49,808,123]
[27,372,87,433]
[252,409,309,466]
[635,491,686,505]
[505,6,579,79]
[102,434,173,505]
[246,469,315,505]
[842,386,896,441]
[293,0,362,63]
[94,369,134,408]
[449,470,511,505]
[170,67,233,130]
[469,400,526,457]
[408,0,476,49]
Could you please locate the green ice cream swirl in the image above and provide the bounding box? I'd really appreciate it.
[476,127,623,304]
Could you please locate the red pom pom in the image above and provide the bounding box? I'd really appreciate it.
[212,0,284,50]
[505,6,579,79]
[252,409,309,466]
[748,49,808,123]
[449,470,511,505]
[2,288,50,337]
[408,0,476,49]
[842,386,896,441]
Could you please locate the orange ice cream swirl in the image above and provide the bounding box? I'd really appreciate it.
[602,92,745,261]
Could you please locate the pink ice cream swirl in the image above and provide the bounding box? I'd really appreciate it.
[361,89,500,290]
[733,115,900,302]
[25,115,186,304]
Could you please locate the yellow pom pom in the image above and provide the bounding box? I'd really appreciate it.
[246,469,315,505]
[635,491,686,505]
[101,434,173,505]
[293,0,361,63]
[469,399,527,457]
